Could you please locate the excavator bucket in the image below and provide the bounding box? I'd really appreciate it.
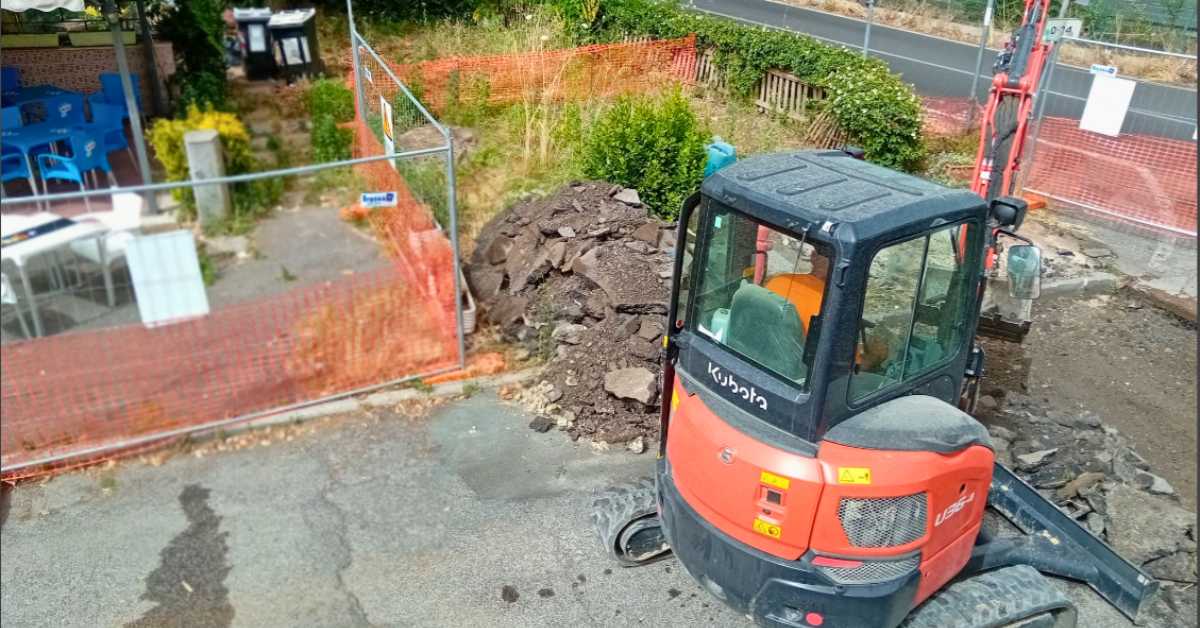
[976,463,1159,621]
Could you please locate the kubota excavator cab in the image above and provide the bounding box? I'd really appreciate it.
[654,149,1005,627]
[593,150,1156,628]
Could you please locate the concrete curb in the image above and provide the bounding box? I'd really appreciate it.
[1039,272,1123,299]
[218,368,541,438]
[1128,281,1198,323]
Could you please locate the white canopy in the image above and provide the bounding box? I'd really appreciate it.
[1,0,85,11]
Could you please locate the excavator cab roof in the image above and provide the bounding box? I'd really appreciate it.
[700,150,987,246]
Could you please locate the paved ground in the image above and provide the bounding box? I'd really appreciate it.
[1053,212,1197,301]
[1,198,385,344]
[0,391,1140,627]
[688,0,1195,139]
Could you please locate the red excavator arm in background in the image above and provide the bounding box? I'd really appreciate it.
[971,0,1055,203]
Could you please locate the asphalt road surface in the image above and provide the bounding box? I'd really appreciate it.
[1,392,1137,627]
[688,0,1197,140]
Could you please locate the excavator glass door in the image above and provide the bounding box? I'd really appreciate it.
[850,223,978,403]
[689,204,832,387]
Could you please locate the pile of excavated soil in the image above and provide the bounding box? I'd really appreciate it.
[465,182,674,445]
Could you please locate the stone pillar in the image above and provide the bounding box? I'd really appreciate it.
[184,129,231,229]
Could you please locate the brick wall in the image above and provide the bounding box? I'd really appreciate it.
[3,41,175,111]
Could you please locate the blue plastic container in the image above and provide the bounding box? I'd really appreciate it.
[704,139,737,177]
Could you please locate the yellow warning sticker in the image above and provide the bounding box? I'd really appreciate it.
[753,518,782,539]
[838,467,872,484]
[759,471,790,490]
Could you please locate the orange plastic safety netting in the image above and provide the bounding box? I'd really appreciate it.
[1,98,461,482]
[922,96,1196,236]
[0,261,458,478]
[390,35,698,111]
[1023,116,1198,236]
[923,96,982,137]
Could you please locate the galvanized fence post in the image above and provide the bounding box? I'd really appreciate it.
[444,135,466,369]
[862,0,875,58]
[347,0,367,120]
[968,0,995,126]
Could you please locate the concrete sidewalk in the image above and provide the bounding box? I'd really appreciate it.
[0,393,1135,627]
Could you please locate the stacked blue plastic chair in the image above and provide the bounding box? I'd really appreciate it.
[0,67,19,106]
[81,102,133,167]
[37,130,111,209]
[45,92,86,126]
[98,73,142,121]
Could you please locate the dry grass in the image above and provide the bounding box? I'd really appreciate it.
[780,0,1197,86]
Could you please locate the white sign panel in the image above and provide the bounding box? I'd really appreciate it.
[126,230,210,327]
[1043,18,1083,43]
[361,192,398,208]
[282,38,304,66]
[1079,74,1136,137]
[1090,64,1118,76]
[379,94,396,170]
[247,24,266,52]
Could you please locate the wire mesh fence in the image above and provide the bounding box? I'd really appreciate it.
[0,30,465,479]
[1022,37,1197,236]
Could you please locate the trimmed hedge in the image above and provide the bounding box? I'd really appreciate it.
[581,88,709,219]
[560,0,925,170]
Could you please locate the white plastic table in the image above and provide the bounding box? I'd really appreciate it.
[1,212,112,337]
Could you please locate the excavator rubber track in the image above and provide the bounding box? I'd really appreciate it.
[901,564,1076,628]
[591,477,672,566]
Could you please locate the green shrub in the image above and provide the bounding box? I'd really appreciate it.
[559,0,925,171]
[307,78,356,123]
[147,106,282,226]
[155,0,227,112]
[580,89,708,219]
[312,115,354,162]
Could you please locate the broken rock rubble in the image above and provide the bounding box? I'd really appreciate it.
[466,182,673,446]
[988,391,1197,624]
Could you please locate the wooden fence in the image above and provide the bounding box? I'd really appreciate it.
[694,49,825,120]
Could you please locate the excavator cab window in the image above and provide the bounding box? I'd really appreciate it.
[690,205,831,386]
[850,223,977,402]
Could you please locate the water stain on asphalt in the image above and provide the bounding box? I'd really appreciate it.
[537,587,555,598]
[501,584,520,603]
[127,484,233,628]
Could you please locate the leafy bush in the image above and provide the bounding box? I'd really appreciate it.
[307,78,356,124]
[311,115,354,162]
[148,106,281,226]
[155,0,228,112]
[580,89,708,219]
[558,0,924,170]
[307,79,355,162]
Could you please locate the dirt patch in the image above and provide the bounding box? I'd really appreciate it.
[466,182,673,444]
[981,290,1197,511]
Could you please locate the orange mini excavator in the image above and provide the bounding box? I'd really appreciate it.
[593,2,1156,626]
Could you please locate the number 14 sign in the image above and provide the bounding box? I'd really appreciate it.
[1043,18,1084,44]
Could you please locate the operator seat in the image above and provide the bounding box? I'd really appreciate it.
[765,272,825,333]
[726,283,806,381]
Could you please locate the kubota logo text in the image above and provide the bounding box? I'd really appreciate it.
[707,362,767,411]
[934,491,975,527]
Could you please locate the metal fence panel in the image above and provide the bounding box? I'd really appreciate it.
[1022,37,1197,236]
[0,31,464,479]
